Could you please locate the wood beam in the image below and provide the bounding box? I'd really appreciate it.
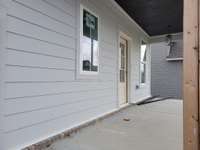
[183,0,199,149]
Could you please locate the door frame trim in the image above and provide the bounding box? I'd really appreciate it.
[117,31,132,108]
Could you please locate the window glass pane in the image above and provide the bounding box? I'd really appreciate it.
[81,9,99,73]
[91,40,99,71]
[140,63,146,83]
[140,44,147,62]
[140,41,147,84]
[83,9,98,40]
[82,36,91,71]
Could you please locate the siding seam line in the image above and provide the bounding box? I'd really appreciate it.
[4,94,114,117]
[5,64,75,71]
[13,0,76,29]
[4,87,114,100]
[7,14,76,39]
[3,101,115,134]
[42,0,75,17]
[7,31,75,50]
[7,48,75,61]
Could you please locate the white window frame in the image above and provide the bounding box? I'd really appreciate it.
[79,5,100,76]
[139,40,148,85]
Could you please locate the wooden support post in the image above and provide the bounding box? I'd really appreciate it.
[199,0,200,149]
[183,0,199,149]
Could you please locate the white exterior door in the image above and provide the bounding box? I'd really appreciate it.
[119,37,128,106]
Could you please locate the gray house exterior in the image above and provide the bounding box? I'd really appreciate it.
[0,0,152,149]
[151,34,183,99]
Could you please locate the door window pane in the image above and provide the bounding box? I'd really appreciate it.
[120,70,125,82]
[121,57,125,69]
[120,44,125,56]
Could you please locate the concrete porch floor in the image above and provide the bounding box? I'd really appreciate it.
[46,99,183,150]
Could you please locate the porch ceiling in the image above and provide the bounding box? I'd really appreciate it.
[115,0,183,36]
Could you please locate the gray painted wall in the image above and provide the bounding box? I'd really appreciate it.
[0,0,151,149]
[151,35,183,99]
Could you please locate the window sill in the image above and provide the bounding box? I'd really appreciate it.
[76,71,100,81]
[166,57,183,61]
[140,83,147,88]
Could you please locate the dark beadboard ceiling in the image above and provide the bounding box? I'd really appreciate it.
[115,0,183,36]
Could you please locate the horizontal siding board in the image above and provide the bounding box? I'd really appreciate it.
[43,0,75,17]
[7,16,75,49]
[100,43,117,60]
[100,42,117,53]
[7,33,75,59]
[4,98,115,132]
[101,19,117,45]
[14,0,75,26]
[100,58,117,68]
[100,50,117,60]
[5,66,75,82]
[101,65,116,73]
[9,1,75,37]
[64,0,76,7]
[5,82,114,99]
[4,89,114,115]
[6,50,75,70]
[4,102,116,150]
[99,75,117,82]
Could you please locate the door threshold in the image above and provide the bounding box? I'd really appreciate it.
[119,103,129,108]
